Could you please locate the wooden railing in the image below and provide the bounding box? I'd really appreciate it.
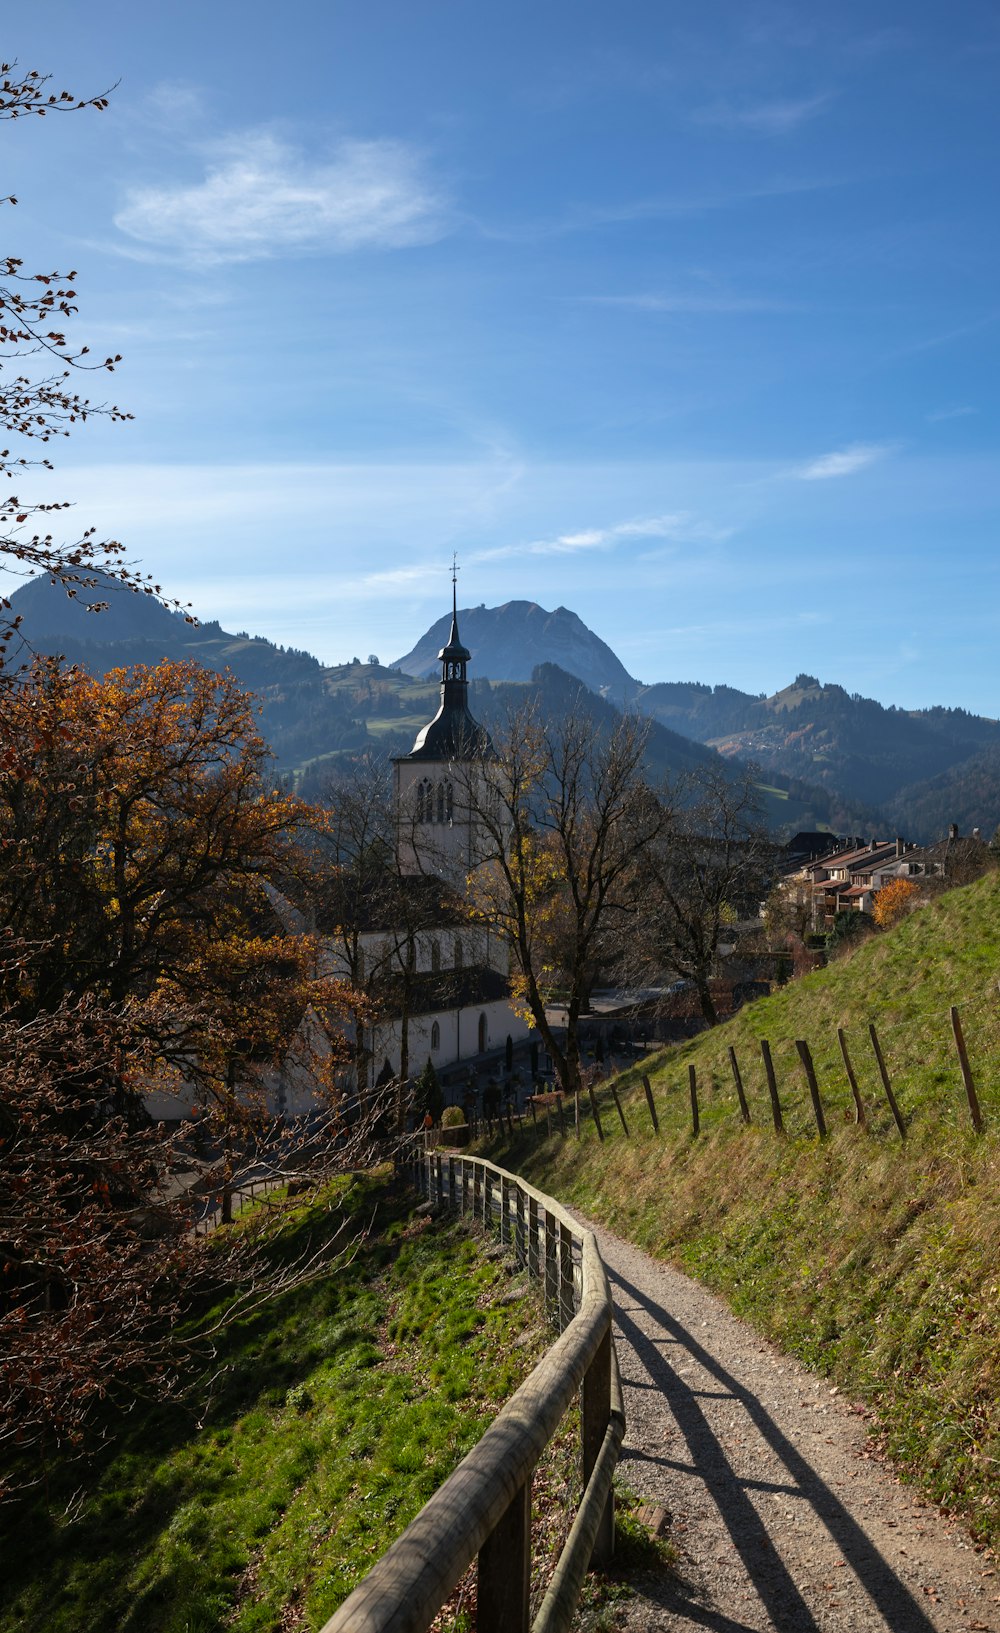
[322,1151,625,1633]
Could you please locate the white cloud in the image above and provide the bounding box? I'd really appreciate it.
[694,92,834,135]
[471,512,725,563]
[926,404,976,423]
[795,443,891,481]
[577,291,797,314]
[114,131,449,264]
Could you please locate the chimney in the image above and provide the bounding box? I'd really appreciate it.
[949,823,959,842]
[870,838,878,852]
[896,836,904,857]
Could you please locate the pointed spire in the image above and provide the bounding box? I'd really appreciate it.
[438,552,470,664]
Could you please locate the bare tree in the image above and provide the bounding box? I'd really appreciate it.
[623,764,775,1025]
[464,706,661,1098]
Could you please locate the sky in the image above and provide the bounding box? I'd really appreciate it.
[2,1,998,708]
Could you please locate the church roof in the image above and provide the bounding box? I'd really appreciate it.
[405,702,490,761]
[437,608,471,664]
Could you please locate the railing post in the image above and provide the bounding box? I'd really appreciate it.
[527,1195,539,1280]
[544,1209,558,1323]
[582,1323,614,1566]
[514,1186,526,1268]
[448,1155,456,1208]
[501,1174,511,1246]
[559,1221,574,1329]
[477,1476,531,1633]
[473,1161,482,1222]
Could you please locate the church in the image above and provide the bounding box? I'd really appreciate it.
[319,582,532,1096]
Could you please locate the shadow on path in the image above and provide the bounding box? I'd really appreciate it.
[610,1267,939,1633]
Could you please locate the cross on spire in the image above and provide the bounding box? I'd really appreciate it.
[451,551,459,615]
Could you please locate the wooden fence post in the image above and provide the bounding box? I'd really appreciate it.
[837,1028,866,1125]
[728,1046,751,1125]
[528,1195,539,1279]
[609,1081,630,1137]
[574,1089,581,1137]
[760,1039,782,1132]
[641,1073,660,1134]
[544,1211,558,1323]
[581,1325,614,1566]
[950,1005,984,1133]
[559,1221,574,1330]
[795,1040,827,1138]
[478,1478,531,1633]
[588,1086,605,1142]
[868,1022,906,1139]
[689,1064,700,1136]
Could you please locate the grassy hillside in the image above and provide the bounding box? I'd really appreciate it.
[492,872,1000,1548]
[0,1173,561,1633]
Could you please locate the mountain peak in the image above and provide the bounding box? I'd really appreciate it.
[392,601,638,696]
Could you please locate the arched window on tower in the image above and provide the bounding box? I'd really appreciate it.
[453,936,463,969]
[431,1020,440,1051]
[436,782,445,823]
[478,1013,488,1054]
[430,940,441,973]
[417,778,432,823]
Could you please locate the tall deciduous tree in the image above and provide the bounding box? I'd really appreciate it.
[623,764,774,1025]
[465,707,660,1097]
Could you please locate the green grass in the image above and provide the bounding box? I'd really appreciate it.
[0,1174,554,1633]
[486,871,1000,1549]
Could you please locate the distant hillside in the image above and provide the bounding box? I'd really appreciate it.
[7,572,369,771]
[393,600,639,700]
[14,575,991,838]
[637,672,1000,838]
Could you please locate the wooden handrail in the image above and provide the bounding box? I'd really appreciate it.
[321,1153,624,1633]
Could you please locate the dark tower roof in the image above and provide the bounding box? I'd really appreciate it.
[397,577,492,762]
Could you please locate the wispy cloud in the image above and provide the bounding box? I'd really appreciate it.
[472,512,726,563]
[693,92,835,135]
[926,404,977,423]
[576,291,798,314]
[114,131,449,264]
[795,442,891,481]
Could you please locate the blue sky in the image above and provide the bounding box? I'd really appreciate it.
[3,2,998,707]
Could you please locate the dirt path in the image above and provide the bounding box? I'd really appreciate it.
[583,1217,996,1633]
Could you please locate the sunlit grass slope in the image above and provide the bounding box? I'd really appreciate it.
[1,1174,552,1633]
[497,871,1000,1547]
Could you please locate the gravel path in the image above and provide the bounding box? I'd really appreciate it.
[582,1217,996,1633]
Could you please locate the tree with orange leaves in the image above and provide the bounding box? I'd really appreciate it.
[873,876,921,929]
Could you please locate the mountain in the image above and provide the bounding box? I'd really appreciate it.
[7,571,369,771]
[393,600,639,700]
[13,576,996,840]
[635,672,1000,837]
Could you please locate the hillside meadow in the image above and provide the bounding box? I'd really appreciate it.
[1,1173,570,1633]
[492,870,1000,1549]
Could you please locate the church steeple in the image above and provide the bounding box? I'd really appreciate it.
[437,557,471,695]
[397,560,491,763]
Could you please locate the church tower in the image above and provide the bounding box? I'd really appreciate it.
[393,571,492,880]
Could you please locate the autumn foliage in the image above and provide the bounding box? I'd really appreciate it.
[873,876,921,929]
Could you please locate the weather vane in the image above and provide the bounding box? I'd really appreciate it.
[451,551,460,611]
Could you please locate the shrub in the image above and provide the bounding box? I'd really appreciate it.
[441,1106,466,1129]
